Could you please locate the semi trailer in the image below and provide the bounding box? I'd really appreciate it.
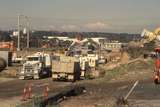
[52,56,81,81]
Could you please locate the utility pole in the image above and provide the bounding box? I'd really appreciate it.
[26,16,30,49]
[17,14,30,50]
[17,14,20,51]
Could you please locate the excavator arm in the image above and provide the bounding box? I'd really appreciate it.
[141,29,157,43]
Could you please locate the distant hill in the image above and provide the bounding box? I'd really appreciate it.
[0,30,141,49]
[31,31,141,43]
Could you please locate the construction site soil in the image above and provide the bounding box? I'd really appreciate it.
[0,58,160,107]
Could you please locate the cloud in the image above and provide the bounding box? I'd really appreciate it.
[49,25,56,29]
[61,25,78,31]
[85,22,110,30]
[38,22,111,32]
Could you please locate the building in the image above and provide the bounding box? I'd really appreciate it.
[104,42,126,51]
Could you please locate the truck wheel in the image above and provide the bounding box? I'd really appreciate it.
[68,75,76,82]
[154,79,159,84]
[52,78,57,81]
[52,74,58,81]
[48,71,52,77]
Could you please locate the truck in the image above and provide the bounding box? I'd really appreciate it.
[52,56,81,81]
[79,56,89,78]
[87,54,99,68]
[19,52,51,79]
[0,57,7,72]
[0,51,12,72]
[78,54,99,78]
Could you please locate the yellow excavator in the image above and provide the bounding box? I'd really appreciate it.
[141,28,160,84]
[141,27,160,45]
[127,28,160,49]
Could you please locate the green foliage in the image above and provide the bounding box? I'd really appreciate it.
[126,47,144,59]
[143,41,155,52]
[125,41,155,59]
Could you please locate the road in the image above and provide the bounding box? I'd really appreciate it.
[0,78,72,99]
[0,76,160,107]
[0,78,72,107]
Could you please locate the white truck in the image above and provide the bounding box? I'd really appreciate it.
[79,56,89,77]
[19,52,51,79]
[79,54,99,78]
[86,54,99,68]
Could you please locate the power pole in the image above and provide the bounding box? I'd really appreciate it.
[17,14,30,50]
[26,17,30,49]
[17,14,20,51]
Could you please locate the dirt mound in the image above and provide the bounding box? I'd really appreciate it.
[103,59,154,81]
[116,59,153,73]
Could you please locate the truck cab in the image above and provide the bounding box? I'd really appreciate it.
[19,52,51,80]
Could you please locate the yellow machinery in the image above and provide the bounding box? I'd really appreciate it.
[141,27,160,44]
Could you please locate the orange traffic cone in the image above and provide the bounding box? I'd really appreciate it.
[27,83,32,99]
[43,85,49,99]
[21,86,28,101]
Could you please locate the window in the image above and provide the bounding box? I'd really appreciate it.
[27,57,39,61]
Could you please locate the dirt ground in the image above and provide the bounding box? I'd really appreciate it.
[0,77,72,107]
[59,59,160,107]
[0,58,160,107]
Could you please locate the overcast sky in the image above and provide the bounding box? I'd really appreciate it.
[0,0,160,33]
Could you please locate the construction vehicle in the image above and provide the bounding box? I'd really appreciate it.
[79,56,89,78]
[141,28,160,45]
[154,48,160,84]
[52,56,81,81]
[0,51,12,66]
[128,28,160,48]
[141,28,160,84]
[98,56,107,64]
[0,57,7,72]
[0,41,16,51]
[19,52,51,79]
[12,52,23,63]
[78,54,99,78]
[87,54,99,68]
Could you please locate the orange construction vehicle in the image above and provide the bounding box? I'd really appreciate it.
[0,41,16,51]
[154,48,160,84]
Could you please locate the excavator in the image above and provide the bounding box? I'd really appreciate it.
[141,28,160,45]
[141,27,160,84]
[0,41,16,72]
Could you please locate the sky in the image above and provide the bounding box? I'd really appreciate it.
[0,0,160,33]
